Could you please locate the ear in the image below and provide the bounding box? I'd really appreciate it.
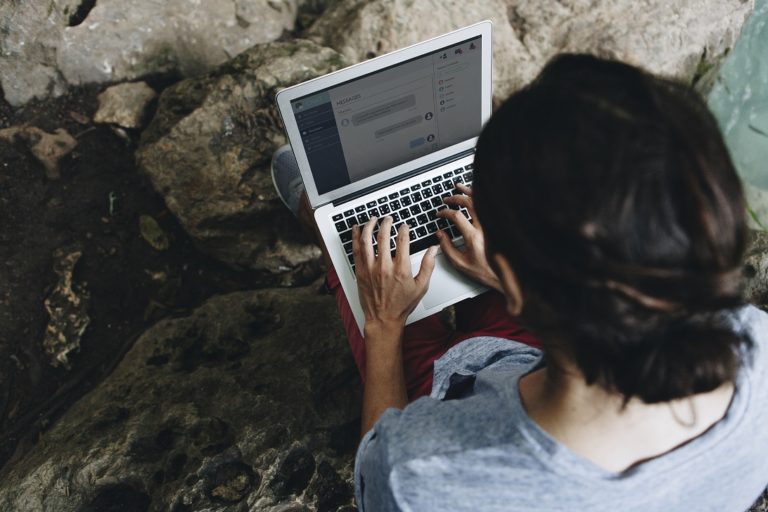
[492,254,524,316]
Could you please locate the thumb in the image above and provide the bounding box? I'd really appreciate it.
[437,230,466,269]
[415,246,438,289]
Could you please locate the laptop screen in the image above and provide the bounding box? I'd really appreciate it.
[290,36,482,195]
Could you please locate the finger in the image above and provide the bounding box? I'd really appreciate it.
[377,216,393,266]
[360,216,377,266]
[415,246,438,289]
[444,189,478,221]
[351,225,362,272]
[395,222,410,269]
[437,208,474,239]
[436,230,468,268]
[456,182,473,196]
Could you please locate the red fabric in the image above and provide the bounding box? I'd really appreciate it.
[327,267,541,400]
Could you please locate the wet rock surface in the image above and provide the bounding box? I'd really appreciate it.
[136,40,347,272]
[0,287,361,511]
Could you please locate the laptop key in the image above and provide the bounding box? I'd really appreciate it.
[343,241,353,254]
[427,210,437,221]
[465,163,474,170]
[347,217,358,229]
[409,205,421,215]
[420,200,431,211]
[355,204,366,213]
[464,171,473,181]
[399,188,410,195]
[412,191,422,201]
[400,209,411,219]
[454,167,464,174]
[432,183,444,194]
[444,179,454,190]
[426,222,438,234]
[344,209,355,217]
[335,221,347,232]
[380,204,391,214]
[416,214,428,225]
[358,213,369,223]
[377,197,387,204]
[406,218,417,229]
[348,254,355,264]
[410,184,421,192]
[454,175,464,184]
[437,218,449,229]
[431,197,442,208]
[421,180,432,187]
[409,230,417,241]
[388,192,399,199]
[391,199,401,210]
[422,188,433,198]
[366,200,377,208]
[340,230,352,243]
[391,211,400,222]
[333,213,344,221]
[415,226,427,238]
[369,207,379,217]
[433,175,442,182]
[443,171,454,178]
[401,196,412,207]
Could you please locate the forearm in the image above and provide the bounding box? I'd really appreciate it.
[360,323,408,438]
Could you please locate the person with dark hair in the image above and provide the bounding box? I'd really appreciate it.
[272,54,768,511]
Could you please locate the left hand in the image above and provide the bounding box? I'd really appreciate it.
[353,215,438,332]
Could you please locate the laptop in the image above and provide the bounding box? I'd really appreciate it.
[276,21,492,331]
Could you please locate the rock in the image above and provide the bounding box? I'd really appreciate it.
[0,125,77,180]
[0,286,361,511]
[138,214,170,252]
[307,0,753,103]
[42,247,90,369]
[706,0,768,228]
[137,40,348,271]
[93,82,157,129]
[0,0,299,107]
[306,0,533,102]
[745,230,768,310]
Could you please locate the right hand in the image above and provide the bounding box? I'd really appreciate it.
[436,183,503,292]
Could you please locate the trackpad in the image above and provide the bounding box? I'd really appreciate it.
[412,252,482,309]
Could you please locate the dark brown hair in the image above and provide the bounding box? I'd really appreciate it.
[473,54,752,403]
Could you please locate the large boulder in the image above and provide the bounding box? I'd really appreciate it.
[137,40,348,272]
[0,0,299,107]
[307,0,753,103]
[0,286,361,511]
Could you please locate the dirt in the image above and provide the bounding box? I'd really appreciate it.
[0,84,319,471]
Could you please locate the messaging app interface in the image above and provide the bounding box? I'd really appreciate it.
[291,36,482,195]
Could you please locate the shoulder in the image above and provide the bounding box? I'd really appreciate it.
[354,338,542,511]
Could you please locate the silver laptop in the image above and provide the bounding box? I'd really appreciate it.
[276,21,492,331]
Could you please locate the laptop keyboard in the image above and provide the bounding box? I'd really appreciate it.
[331,164,474,273]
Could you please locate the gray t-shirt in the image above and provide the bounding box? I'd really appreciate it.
[354,305,768,511]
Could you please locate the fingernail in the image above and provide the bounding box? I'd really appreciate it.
[436,231,442,238]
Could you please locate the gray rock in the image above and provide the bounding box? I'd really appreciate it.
[93,82,157,129]
[307,0,753,103]
[745,230,768,310]
[306,0,534,103]
[0,286,361,511]
[137,40,348,272]
[0,0,299,107]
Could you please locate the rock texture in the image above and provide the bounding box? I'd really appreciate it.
[137,40,347,272]
[746,230,768,310]
[0,286,361,511]
[0,125,78,180]
[93,82,158,129]
[0,0,298,107]
[308,0,753,102]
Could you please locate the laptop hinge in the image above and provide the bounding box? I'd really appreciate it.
[332,148,475,207]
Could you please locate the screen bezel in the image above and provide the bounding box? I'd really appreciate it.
[275,21,493,208]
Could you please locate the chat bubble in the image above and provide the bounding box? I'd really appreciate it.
[352,94,416,126]
[374,115,423,139]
